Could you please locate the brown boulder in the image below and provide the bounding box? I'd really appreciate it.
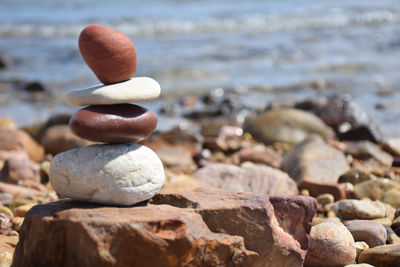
[196,163,299,195]
[152,188,317,266]
[13,188,317,267]
[12,201,257,267]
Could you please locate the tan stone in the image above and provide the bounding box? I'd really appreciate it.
[305,222,356,266]
[359,244,400,267]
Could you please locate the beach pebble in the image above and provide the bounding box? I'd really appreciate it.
[299,181,347,201]
[40,125,94,155]
[344,220,387,247]
[0,128,44,163]
[67,77,161,106]
[355,241,369,260]
[385,225,400,244]
[70,104,157,143]
[354,179,400,201]
[243,108,334,146]
[331,199,391,220]
[382,188,400,209]
[338,169,375,185]
[344,141,393,166]
[13,204,35,217]
[281,135,350,184]
[79,24,136,84]
[338,124,382,143]
[238,145,282,168]
[305,221,356,266]
[358,244,400,267]
[316,193,334,207]
[49,143,165,206]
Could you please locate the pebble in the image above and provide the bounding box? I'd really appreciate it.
[243,108,334,145]
[316,193,334,207]
[49,143,165,206]
[238,145,282,168]
[281,135,350,184]
[382,188,400,209]
[338,124,382,143]
[344,141,393,167]
[67,77,161,106]
[354,179,400,201]
[331,199,392,220]
[299,180,347,201]
[70,104,157,143]
[393,216,400,229]
[344,220,387,247]
[358,244,400,267]
[79,24,137,84]
[13,203,35,217]
[40,124,93,155]
[385,225,400,244]
[305,221,356,266]
[355,241,369,260]
[338,169,375,185]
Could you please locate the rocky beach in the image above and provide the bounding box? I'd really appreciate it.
[1,0,400,266]
[2,74,400,265]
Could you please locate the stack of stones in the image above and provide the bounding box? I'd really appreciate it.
[49,25,165,206]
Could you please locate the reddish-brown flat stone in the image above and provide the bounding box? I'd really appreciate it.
[79,24,137,84]
[69,104,157,143]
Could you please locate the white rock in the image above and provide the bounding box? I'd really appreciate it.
[49,143,165,206]
[67,77,161,106]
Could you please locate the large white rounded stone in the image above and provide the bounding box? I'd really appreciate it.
[49,143,165,206]
[67,77,161,106]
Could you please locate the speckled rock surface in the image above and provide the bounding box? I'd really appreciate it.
[49,143,165,206]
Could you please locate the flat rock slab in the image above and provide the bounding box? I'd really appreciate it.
[67,77,161,106]
[12,188,317,267]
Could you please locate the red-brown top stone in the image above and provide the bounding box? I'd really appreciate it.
[79,24,137,84]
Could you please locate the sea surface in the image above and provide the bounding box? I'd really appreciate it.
[1,0,400,135]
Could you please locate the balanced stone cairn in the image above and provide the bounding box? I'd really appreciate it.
[49,25,165,206]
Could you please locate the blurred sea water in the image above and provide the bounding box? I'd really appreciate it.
[0,0,400,135]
